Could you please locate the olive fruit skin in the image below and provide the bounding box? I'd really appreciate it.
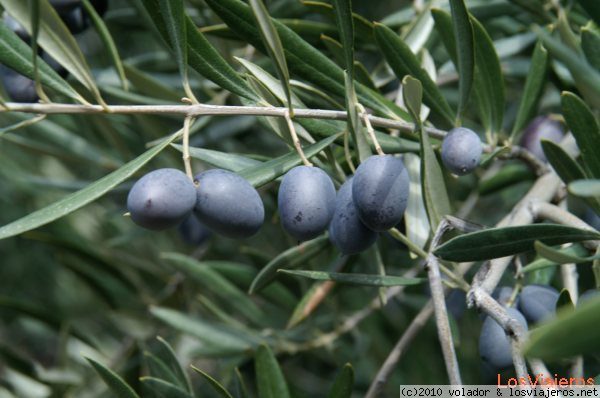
[127,168,197,231]
[517,284,559,324]
[329,178,378,254]
[278,166,336,241]
[178,213,211,246]
[441,127,482,175]
[351,155,409,232]
[194,169,264,239]
[479,308,528,369]
[520,116,564,161]
[0,66,37,103]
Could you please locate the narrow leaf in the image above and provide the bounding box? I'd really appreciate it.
[582,25,600,70]
[471,16,504,135]
[279,270,423,287]
[240,133,341,187]
[435,224,600,262]
[86,358,140,398]
[331,0,354,81]
[374,22,454,126]
[402,75,423,125]
[155,337,192,394]
[140,377,192,398]
[0,132,178,240]
[576,0,600,25]
[538,28,600,109]
[541,140,586,185]
[561,92,600,179]
[190,366,234,398]
[1,0,103,103]
[82,0,128,90]
[255,344,291,398]
[344,72,371,162]
[569,179,600,198]
[249,0,292,110]
[249,235,329,294]
[521,245,589,274]
[510,42,549,141]
[175,145,261,172]
[556,288,575,311]
[327,363,354,398]
[524,295,600,359]
[150,307,256,353]
[0,23,81,101]
[449,0,474,120]
[534,241,600,264]
[420,129,452,230]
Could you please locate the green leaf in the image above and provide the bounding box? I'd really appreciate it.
[279,270,423,287]
[435,224,600,262]
[521,245,589,274]
[402,75,423,125]
[556,288,575,311]
[140,377,193,398]
[300,0,373,41]
[478,163,535,196]
[449,0,474,121]
[561,92,600,179]
[541,140,586,185]
[538,28,600,109]
[534,241,600,264]
[576,0,600,25]
[569,179,600,198]
[471,16,504,135]
[156,0,192,97]
[175,145,261,172]
[582,25,600,71]
[255,344,291,398]
[140,0,257,100]
[249,0,292,111]
[154,337,192,394]
[344,72,371,163]
[190,366,234,398]
[331,0,355,81]
[240,133,341,187]
[161,253,266,324]
[420,129,451,230]
[144,352,182,388]
[86,357,140,398]
[327,363,354,398]
[374,22,454,127]
[0,131,178,240]
[82,0,128,90]
[0,23,82,101]
[204,0,408,120]
[510,42,549,141]
[150,307,257,353]
[249,235,329,294]
[524,295,600,359]
[0,0,103,103]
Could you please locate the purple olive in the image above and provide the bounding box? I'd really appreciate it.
[521,116,564,161]
[441,127,482,175]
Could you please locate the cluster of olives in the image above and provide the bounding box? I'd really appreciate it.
[127,127,483,251]
[127,168,264,243]
[478,284,599,369]
[1,0,107,102]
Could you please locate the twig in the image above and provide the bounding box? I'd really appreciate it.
[503,146,549,176]
[365,302,434,398]
[357,103,384,155]
[182,116,194,180]
[284,109,312,167]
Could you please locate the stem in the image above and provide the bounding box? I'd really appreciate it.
[285,109,312,167]
[343,129,356,173]
[182,116,194,180]
[357,103,384,155]
[0,102,448,138]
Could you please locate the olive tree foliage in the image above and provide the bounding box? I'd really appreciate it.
[0,0,599,396]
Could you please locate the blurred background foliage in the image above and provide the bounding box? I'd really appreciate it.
[0,0,599,397]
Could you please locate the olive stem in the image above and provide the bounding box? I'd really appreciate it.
[284,109,312,167]
[182,116,194,180]
[357,103,384,156]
